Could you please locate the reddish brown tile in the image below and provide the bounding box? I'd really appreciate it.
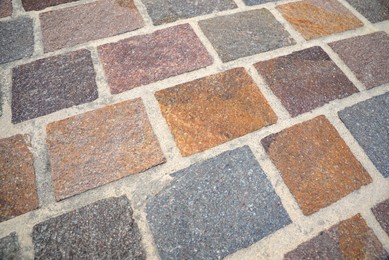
[0,0,12,18]
[372,199,389,236]
[22,0,79,11]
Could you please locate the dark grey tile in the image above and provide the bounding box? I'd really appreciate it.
[243,0,278,6]
[345,0,389,23]
[0,233,21,260]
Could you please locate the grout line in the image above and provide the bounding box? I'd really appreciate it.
[336,0,377,31]
[133,0,153,27]
[89,47,111,98]
[232,0,246,9]
[30,12,44,57]
[361,209,389,253]
[268,7,305,44]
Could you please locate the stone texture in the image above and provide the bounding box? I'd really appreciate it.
[278,0,363,40]
[46,99,166,201]
[12,49,98,123]
[40,0,144,52]
[0,0,12,18]
[285,214,388,259]
[0,17,34,64]
[372,199,389,236]
[0,135,39,222]
[199,9,295,62]
[339,93,388,177]
[155,68,278,156]
[345,0,389,23]
[242,0,278,6]
[22,0,78,11]
[147,146,291,260]
[0,233,21,260]
[254,46,359,117]
[98,24,212,94]
[33,196,145,259]
[329,32,389,89]
[261,116,372,215]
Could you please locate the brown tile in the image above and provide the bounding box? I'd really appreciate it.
[0,135,39,222]
[261,116,371,215]
[98,24,213,94]
[277,0,363,40]
[0,0,12,18]
[156,68,277,156]
[22,0,78,11]
[372,199,389,236]
[46,99,166,201]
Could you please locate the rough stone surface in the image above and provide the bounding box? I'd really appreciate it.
[33,196,145,259]
[22,0,78,11]
[0,17,34,64]
[199,9,295,62]
[0,135,39,222]
[12,49,98,123]
[261,116,372,215]
[0,233,21,260]
[0,0,12,18]
[345,0,389,23]
[155,68,277,156]
[242,0,278,6]
[285,214,388,259]
[278,0,363,40]
[372,199,389,236]
[254,46,359,117]
[40,0,144,52]
[98,24,213,94]
[338,93,389,177]
[146,146,291,260]
[329,32,389,89]
[46,99,166,201]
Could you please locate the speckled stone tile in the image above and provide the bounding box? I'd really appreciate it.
[22,0,79,11]
[33,196,145,259]
[147,146,291,259]
[345,0,389,23]
[277,0,363,40]
[329,32,389,89]
[155,68,277,156]
[0,0,12,18]
[285,214,388,259]
[47,99,166,201]
[199,9,295,62]
[261,116,372,215]
[40,0,144,52]
[0,17,34,64]
[338,93,389,177]
[242,0,277,5]
[0,135,39,222]
[12,49,98,123]
[0,233,21,259]
[254,46,359,117]
[98,24,212,94]
[372,199,389,236]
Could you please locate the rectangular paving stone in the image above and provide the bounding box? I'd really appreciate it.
[329,32,389,89]
[277,0,363,40]
[338,93,389,177]
[12,49,98,123]
[254,46,359,117]
[146,146,291,260]
[261,116,372,215]
[372,199,389,236]
[199,9,295,62]
[47,98,166,201]
[0,0,12,18]
[0,135,39,222]
[33,196,145,259]
[98,24,213,94]
[40,0,144,52]
[345,0,389,23]
[22,0,79,11]
[0,233,21,260]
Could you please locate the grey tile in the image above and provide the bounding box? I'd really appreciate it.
[0,233,21,260]
[243,0,278,6]
[345,0,389,23]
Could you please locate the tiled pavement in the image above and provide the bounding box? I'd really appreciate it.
[0,0,388,259]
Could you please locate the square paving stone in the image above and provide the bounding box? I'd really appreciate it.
[277,0,363,40]
[98,24,213,94]
[40,0,144,52]
[22,0,78,11]
[0,135,39,222]
[0,233,21,259]
[254,46,359,117]
[372,199,389,236]
[261,116,372,215]
[146,146,291,260]
[198,9,295,62]
[47,98,166,201]
[329,32,389,89]
[285,214,388,259]
[338,93,389,177]
[12,49,98,123]
[155,68,278,156]
[33,196,145,259]
[0,0,12,18]
[344,0,389,23]
[0,17,34,64]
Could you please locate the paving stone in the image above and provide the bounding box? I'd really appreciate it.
[329,32,389,89]
[146,146,291,260]
[242,0,278,6]
[285,214,388,259]
[372,199,389,236]
[98,24,212,94]
[155,68,277,156]
[0,233,21,260]
[344,0,389,23]
[12,49,98,123]
[0,135,39,222]
[261,116,372,215]
[254,46,359,117]
[338,93,389,177]
[47,99,166,200]
[0,0,12,18]
[199,9,295,62]
[22,0,78,11]
[277,0,363,40]
[33,196,145,259]
[0,17,34,64]
[40,0,144,52]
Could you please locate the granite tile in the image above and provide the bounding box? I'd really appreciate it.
[242,0,278,6]
[0,233,21,260]
[372,199,389,236]
[22,0,79,11]
[345,0,389,23]
[0,0,12,18]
